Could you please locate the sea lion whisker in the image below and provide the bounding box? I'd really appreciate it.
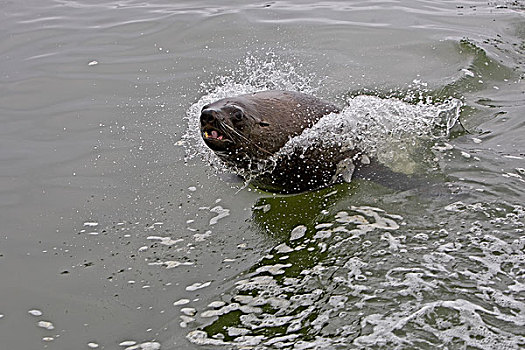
[220,122,274,156]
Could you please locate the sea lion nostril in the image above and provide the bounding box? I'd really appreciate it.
[200,109,215,124]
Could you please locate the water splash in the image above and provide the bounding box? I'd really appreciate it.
[184,52,462,182]
[275,95,462,175]
[183,53,317,164]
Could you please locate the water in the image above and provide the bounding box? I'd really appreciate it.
[1,1,524,349]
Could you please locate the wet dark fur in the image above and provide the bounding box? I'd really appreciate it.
[199,90,397,193]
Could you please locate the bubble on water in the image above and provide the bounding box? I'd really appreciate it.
[37,321,54,330]
[274,243,293,254]
[124,342,161,350]
[148,260,193,269]
[335,212,369,225]
[146,236,182,246]
[313,230,332,240]
[180,308,196,316]
[207,301,226,308]
[187,330,227,346]
[461,151,472,158]
[87,342,99,348]
[28,309,43,316]
[444,201,467,212]
[209,206,230,225]
[185,281,212,292]
[290,225,307,240]
[413,233,429,241]
[173,299,190,306]
[193,230,211,242]
[253,204,271,212]
[381,232,406,252]
[472,137,482,144]
[461,68,475,77]
[255,263,292,275]
[227,327,250,337]
[180,315,195,328]
[119,340,137,346]
[432,142,454,152]
[329,295,348,308]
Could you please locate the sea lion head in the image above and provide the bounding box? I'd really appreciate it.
[200,98,272,164]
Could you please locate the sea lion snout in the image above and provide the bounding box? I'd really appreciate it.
[200,109,216,125]
[200,108,232,151]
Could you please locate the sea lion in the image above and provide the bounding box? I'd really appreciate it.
[199,90,391,193]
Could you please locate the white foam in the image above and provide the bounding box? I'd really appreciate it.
[124,342,161,350]
[28,309,43,316]
[181,308,196,316]
[274,95,461,176]
[37,321,54,330]
[193,230,211,242]
[146,236,182,246]
[209,206,230,225]
[186,281,212,292]
[180,315,195,328]
[173,299,190,306]
[119,340,137,346]
[148,260,193,269]
[208,301,226,308]
[255,264,292,275]
[290,225,307,240]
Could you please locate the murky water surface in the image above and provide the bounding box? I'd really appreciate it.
[1,1,524,349]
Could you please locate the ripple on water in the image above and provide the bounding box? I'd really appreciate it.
[184,203,525,349]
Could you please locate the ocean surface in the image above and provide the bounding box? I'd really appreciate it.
[1,1,524,349]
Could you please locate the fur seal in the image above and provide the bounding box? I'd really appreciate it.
[199,90,391,193]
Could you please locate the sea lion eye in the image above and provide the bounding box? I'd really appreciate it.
[233,110,244,120]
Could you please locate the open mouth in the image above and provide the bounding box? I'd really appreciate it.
[203,129,225,141]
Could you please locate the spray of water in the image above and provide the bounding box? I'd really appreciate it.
[184,53,462,182]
